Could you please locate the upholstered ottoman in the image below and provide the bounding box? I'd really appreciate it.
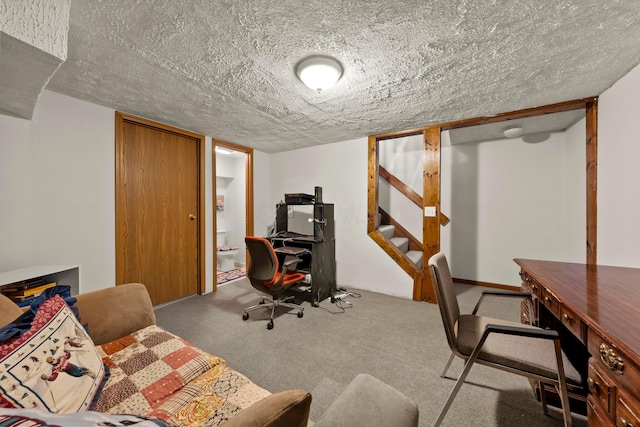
[311,373,419,427]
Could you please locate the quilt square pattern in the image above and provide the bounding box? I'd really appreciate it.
[93,325,270,426]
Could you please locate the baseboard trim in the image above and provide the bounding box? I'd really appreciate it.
[453,277,519,291]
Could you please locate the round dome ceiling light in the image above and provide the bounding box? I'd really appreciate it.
[503,125,524,138]
[296,55,343,92]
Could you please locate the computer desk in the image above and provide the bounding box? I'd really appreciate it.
[515,259,640,426]
[270,235,336,306]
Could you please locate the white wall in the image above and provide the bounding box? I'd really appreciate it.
[379,134,423,193]
[598,64,640,267]
[377,134,424,239]
[215,154,247,265]
[0,91,115,291]
[0,115,35,268]
[0,90,274,294]
[563,117,587,262]
[253,150,274,237]
[441,124,586,287]
[216,156,234,233]
[271,138,414,299]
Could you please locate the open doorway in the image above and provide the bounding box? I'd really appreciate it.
[441,107,588,288]
[368,97,597,301]
[213,139,254,291]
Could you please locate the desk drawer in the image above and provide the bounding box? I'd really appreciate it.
[519,270,540,326]
[589,395,616,427]
[617,391,640,427]
[588,358,616,417]
[519,270,541,296]
[588,331,640,401]
[560,305,586,344]
[541,287,560,317]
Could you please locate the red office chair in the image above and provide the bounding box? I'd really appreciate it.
[243,237,305,330]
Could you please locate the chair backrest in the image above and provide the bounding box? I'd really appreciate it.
[245,237,279,285]
[428,252,461,351]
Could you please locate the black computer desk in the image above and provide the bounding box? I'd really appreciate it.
[270,234,336,306]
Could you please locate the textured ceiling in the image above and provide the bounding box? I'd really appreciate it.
[40,1,640,153]
[448,110,585,145]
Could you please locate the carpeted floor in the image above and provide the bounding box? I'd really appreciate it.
[154,279,587,426]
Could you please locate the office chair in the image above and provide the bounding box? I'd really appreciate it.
[428,252,582,427]
[243,236,305,330]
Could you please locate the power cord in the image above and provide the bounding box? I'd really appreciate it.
[317,288,361,314]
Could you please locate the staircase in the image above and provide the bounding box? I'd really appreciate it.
[367,130,446,302]
[378,222,423,269]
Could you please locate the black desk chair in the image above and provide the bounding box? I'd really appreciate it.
[428,252,582,427]
[243,237,305,330]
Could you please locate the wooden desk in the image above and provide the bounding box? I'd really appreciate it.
[515,259,640,426]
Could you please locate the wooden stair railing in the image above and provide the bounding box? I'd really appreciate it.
[368,230,424,294]
[378,207,422,253]
[368,129,443,303]
[379,165,450,226]
[369,97,598,303]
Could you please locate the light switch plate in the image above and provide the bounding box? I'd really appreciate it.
[424,206,436,217]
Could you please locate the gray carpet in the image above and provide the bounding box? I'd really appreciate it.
[154,278,587,426]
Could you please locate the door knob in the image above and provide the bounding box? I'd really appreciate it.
[189,214,196,220]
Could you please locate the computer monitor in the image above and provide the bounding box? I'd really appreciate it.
[286,204,314,236]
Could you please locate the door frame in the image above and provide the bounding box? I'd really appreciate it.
[212,138,254,292]
[115,112,206,296]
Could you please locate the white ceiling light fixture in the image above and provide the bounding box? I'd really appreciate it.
[502,125,524,138]
[296,55,343,92]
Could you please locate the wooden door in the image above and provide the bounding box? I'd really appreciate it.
[116,113,204,305]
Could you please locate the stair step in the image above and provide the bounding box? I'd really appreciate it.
[390,237,409,253]
[406,250,423,269]
[378,224,395,240]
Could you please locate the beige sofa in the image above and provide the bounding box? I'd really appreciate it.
[0,283,418,427]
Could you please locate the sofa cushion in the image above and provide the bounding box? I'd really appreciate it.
[219,389,311,427]
[94,325,271,426]
[0,294,106,413]
[0,295,23,330]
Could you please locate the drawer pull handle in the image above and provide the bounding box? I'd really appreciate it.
[563,313,572,322]
[619,417,633,427]
[544,297,551,303]
[600,343,625,374]
[586,377,601,395]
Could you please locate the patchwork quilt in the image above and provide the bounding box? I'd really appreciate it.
[93,325,270,427]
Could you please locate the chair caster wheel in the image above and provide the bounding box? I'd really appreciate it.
[297,311,304,318]
[267,320,274,330]
[242,313,249,321]
[259,300,265,305]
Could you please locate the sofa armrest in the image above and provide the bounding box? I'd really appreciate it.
[75,283,156,345]
[313,374,419,427]
[220,390,311,427]
[0,294,24,328]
